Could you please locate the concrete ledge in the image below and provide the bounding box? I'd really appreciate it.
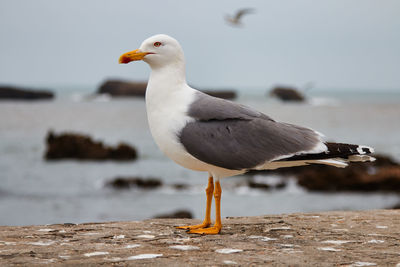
[1,210,399,266]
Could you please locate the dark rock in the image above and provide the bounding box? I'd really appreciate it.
[246,154,400,192]
[106,177,162,189]
[274,181,287,190]
[201,89,237,100]
[295,155,400,192]
[45,131,137,161]
[247,180,271,190]
[153,209,193,219]
[246,177,287,190]
[390,203,400,209]
[97,79,237,99]
[0,85,54,100]
[172,183,190,190]
[108,144,138,160]
[269,86,305,102]
[97,80,147,97]
[371,154,399,167]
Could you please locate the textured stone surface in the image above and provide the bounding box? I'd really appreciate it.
[0,210,399,266]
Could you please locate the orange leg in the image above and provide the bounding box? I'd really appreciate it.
[188,180,222,235]
[176,176,214,230]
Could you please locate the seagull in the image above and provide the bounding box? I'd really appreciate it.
[119,34,375,235]
[225,8,255,27]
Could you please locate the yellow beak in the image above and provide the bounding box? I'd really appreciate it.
[119,49,152,64]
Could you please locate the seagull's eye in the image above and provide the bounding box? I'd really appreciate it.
[153,42,162,47]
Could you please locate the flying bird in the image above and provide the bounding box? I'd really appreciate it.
[225,8,255,27]
[119,34,375,235]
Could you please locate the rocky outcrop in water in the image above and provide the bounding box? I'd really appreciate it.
[98,80,147,97]
[295,154,400,192]
[44,131,137,161]
[97,80,237,99]
[249,154,400,192]
[105,177,162,189]
[269,86,305,102]
[246,177,287,190]
[0,85,54,100]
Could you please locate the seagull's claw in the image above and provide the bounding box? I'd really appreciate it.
[187,226,221,235]
[176,222,211,230]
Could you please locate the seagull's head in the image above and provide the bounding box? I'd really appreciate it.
[119,34,184,69]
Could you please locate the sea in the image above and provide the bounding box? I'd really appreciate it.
[1,86,400,226]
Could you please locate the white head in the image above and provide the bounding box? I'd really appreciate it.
[119,34,185,69]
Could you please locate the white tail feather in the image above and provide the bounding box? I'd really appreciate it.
[348,155,376,162]
[259,158,348,170]
[357,145,374,154]
[312,159,348,168]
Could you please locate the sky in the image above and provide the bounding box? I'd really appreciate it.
[0,0,399,91]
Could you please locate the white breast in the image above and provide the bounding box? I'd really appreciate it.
[145,83,204,171]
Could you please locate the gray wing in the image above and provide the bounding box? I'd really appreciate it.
[179,92,322,170]
[187,91,270,121]
[234,8,255,21]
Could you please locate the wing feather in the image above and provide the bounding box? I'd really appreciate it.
[179,92,323,170]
